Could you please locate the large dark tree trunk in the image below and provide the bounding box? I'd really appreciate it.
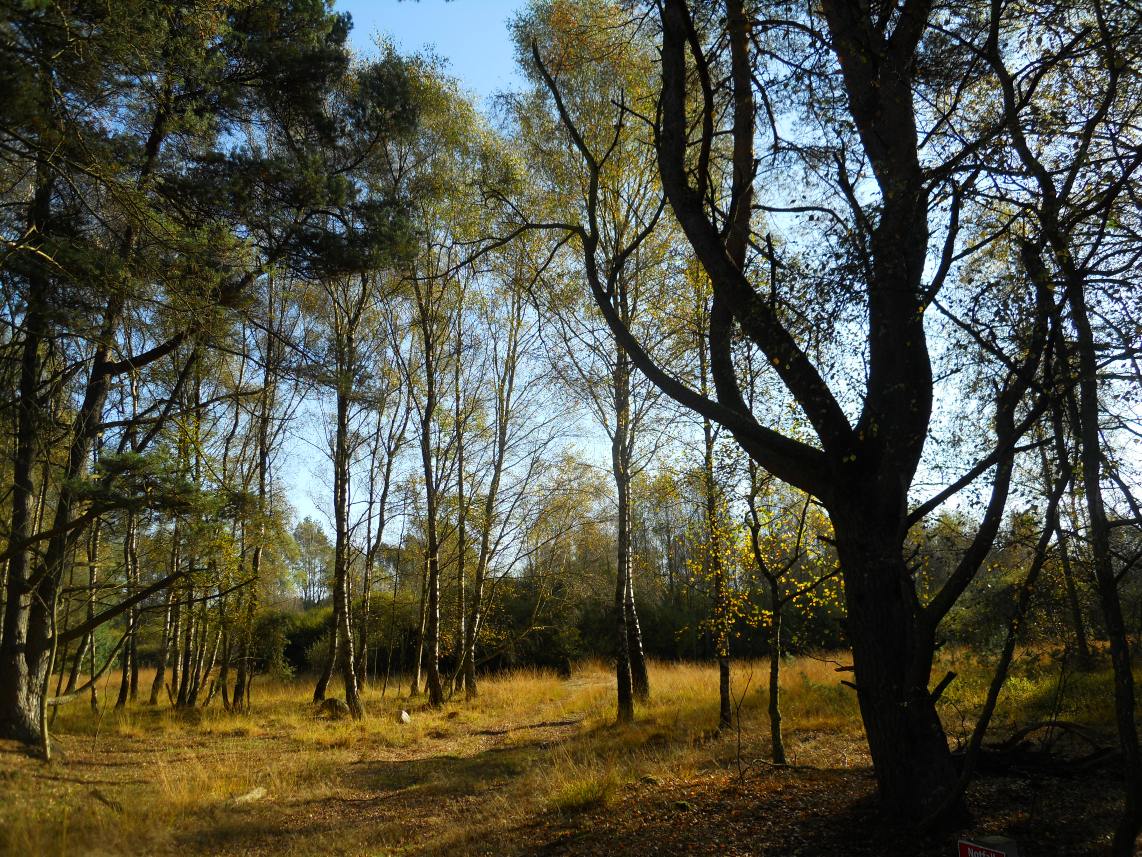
[675,0,964,819]
[833,507,961,821]
[0,168,52,744]
[1066,281,1141,855]
[0,643,42,744]
[532,0,996,825]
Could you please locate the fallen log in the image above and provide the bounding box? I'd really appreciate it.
[951,720,1120,779]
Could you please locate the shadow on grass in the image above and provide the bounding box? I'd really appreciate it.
[161,715,693,855]
[343,742,541,798]
[512,758,1122,857]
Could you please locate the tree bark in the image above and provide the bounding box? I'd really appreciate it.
[414,279,445,708]
[332,379,363,718]
[613,553,634,724]
[453,304,467,697]
[613,346,648,707]
[65,633,89,696]
[411,555,428,697]
[149,585,175,705]
[699,336,731,730]
[176,582,195,707]
[168,583,181,704]
[767,602,785,764]
[115,511,139,710]
[1066,275,1141,856]
[0,166,53,743]
[1040,427,1092,667]
[625,562,649,702]
[313,617,339,702]
[0,98,170,746]
[833,506,961,821]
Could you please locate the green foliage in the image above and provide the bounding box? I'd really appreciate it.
[251,610,297,681]
[253,606,331,675]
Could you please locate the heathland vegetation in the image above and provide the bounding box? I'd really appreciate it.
[2,655,1126,855]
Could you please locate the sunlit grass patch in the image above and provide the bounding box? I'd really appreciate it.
[3,650,1129,856]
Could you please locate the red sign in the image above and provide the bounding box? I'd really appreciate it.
[957,840,1011,857]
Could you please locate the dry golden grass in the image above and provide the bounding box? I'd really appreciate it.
[0,651,1119,856]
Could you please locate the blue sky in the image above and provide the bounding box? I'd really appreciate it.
[336,0,529,103]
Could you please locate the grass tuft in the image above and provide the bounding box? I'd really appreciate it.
[548,769,620,814]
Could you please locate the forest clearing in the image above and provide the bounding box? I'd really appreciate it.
[0,656,1126,856]
[3,0,1141,854]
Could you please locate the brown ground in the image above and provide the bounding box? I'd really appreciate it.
[519,763,1123,856]
[0,661,1129,856]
